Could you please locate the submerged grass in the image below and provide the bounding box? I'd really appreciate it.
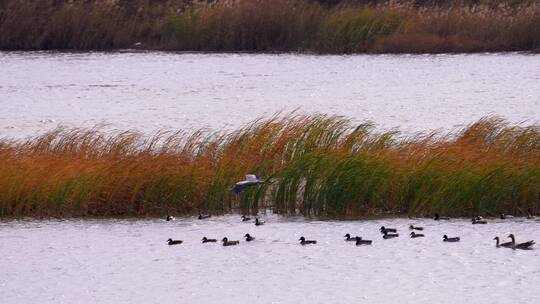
[0,0,539,53]
[0,114,539,218]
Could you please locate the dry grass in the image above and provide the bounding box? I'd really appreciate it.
[0,0,538,53]
[0,114,538,218]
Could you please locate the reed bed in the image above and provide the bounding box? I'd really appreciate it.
[0,0,538,53]
[0,114,539,218]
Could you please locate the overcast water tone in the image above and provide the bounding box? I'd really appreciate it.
[1,52,539,138]
[1,216,539,304]
[2,52,540,303]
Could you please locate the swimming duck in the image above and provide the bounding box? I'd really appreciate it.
[202,237,217,243]
[443,235,460,242]
[507,234,535,250]
[344,233,358,241]
[493,236,512,248]
[166,215,175,221]
[434,213,450,220]
[222,237,240,246]
[382,231,399,239]
[244,233,255,241]
[255,218,265,226]
[500,213,514,220]
[167,238,183,245]
[472,218,487,224]
[409,225,424,231]
[241,215,251,222]
[198,214,211,220]
[410,232,424,238]
[355,236,372,245]
[380,226,397,233]
[299,236,317,245]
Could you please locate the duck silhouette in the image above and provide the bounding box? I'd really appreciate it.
[493,236,512,248]
[344,233,357,241]
[299,236,317,245]
[222,237,240,246]
[434,213,450,220]
[198,214,211,220]
[443,235,460,242]
[382,231,399,239]
[507,234,535,250]
[355,236,372,245]
[167,238,183,245]
[380,226,397,233]
[202,237,217,243]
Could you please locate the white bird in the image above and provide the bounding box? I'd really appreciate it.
[232,174,264,194]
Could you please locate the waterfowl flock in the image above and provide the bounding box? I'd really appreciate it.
[165,213,536,250]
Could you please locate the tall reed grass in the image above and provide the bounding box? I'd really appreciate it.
[0,0,538,53]
[0,114,538,218]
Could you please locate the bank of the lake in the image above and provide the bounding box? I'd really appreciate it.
[1,0,539,53]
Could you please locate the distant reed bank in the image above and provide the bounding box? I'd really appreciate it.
[0,0,539,53]
[0,114,538,218]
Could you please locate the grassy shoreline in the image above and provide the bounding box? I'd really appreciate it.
[0,0,538,53]
[1,113,538,218]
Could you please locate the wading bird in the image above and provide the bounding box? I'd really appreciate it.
[232,174,265,194]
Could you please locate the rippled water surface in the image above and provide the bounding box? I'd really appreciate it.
[1,216,539,304]
[1,52,539,138]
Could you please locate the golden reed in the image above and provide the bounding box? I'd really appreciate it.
[0,114,538,217]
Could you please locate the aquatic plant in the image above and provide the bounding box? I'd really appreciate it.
[0,113,538,218]
[0,0,538,53]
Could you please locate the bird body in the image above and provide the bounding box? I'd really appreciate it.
[410,232,424,238]
[443,235,460,242]
[222,237,240,246]
[167,238,183,245]
[380,226,397,233]
[493,237,512,248]
[299,236,317,245]
[344,233,358,241]
[500,214,514,219]
[434,213,450,220]
[244,233,255,241]
[472,219,487,224]
[241,215,251,222]
[255,218,265,226]
[232,175,265,194]
[355,236,372,245]
[198,214,211,220]
[382,231,399,239]
[409,225,424,231]
[508,234,535,250]
[166,215,175,221]
[202,237,217,243]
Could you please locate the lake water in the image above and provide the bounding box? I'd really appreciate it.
[1,216,539,304]
[1,52,539,138]
[2,52,540,303]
